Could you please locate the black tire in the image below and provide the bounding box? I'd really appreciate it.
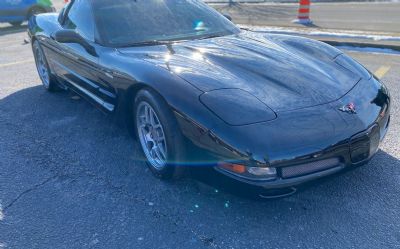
[28,6,46,20]
[32,40,59,92]
[134,88,186,179]
[9,21,23,27]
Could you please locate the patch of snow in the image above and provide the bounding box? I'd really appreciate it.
[241,25,400,42]
[89,239,99,246]
[336,46,400,56]
[0,204,4,221]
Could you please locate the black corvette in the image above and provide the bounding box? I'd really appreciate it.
[28,0,390,194]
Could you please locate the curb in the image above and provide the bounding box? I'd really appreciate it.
[318,39,400,52]
[242,28,400,52]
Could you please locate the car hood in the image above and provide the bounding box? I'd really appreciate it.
[118,32,361,112]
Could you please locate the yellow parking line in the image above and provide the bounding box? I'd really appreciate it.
[0,40,18,45]
[374,66,391,79]
[0,59,34,68]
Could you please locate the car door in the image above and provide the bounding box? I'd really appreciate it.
[0,0,31,22]
[50,0,116,112]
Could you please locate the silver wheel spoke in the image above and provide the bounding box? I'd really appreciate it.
[145,105,151,124]
[139,115,146,126]
[155,136,165,143]
[150,147,157,158]
[153,124,162,130]
[150,109,156,126]
[157,144,167,160]
[152,146,162,160]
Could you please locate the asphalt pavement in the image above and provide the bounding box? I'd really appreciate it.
[0,28,399,249]
[211,2,400,34]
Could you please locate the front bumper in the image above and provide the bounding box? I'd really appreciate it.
[215,118,390,190]
[216,158,362,190]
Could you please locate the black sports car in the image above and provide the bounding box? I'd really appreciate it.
[28,0,391,194]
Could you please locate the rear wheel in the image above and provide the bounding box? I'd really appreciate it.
[9,21,23,27]
[134,89,186,179]
[28,6,46,20]
[32,40,59,91]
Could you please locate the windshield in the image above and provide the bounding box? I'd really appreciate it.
[93,0,240,47]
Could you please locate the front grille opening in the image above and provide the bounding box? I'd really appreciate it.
[281,158,341,179]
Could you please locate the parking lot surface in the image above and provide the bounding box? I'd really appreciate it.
[0,27,399,249]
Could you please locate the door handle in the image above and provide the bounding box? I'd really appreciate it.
[68,54,80,61]
[105,72,114,79]
[102,69,114,79]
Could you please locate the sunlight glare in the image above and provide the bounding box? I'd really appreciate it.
[0,204,4,221]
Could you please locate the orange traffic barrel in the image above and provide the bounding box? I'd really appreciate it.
[292,0,312,24]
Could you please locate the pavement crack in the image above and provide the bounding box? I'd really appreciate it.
[3,175,58,213]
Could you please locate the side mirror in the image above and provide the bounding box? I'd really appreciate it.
[223,14,232,21]
[53,29,97,56]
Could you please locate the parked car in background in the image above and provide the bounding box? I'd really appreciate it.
[0,0,55,27]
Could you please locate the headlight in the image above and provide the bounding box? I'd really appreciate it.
[200,88,276,126]
[217,162,277,181]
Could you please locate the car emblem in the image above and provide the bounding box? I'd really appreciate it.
[339,102,357,114]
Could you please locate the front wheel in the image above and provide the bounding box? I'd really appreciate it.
[134,89,186,179]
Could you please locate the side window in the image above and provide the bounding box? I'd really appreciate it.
[63,0,95,41]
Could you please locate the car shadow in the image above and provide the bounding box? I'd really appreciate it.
[1,85,399,247]
[0,24,27,36]
[1,85,399,201]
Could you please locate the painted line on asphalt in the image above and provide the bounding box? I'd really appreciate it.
[374,66,391,79]
[0,59,33,68]
[0,41,26,48]
[0,40,18,45]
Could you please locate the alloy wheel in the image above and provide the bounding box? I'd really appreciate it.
[34,45,50,88]
[136,101,168,170]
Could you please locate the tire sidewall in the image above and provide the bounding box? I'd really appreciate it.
[28,6,45,19]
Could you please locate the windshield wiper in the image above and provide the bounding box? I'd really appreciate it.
[121,40,176,47]
[118,32,230,47]
[197,31,229,41]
